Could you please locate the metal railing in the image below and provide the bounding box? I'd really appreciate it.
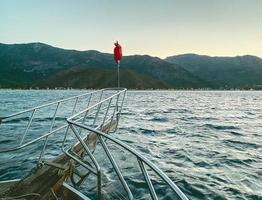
[0,88,188,200]
[62,88,127,200]
[66,121,188,200]
[64,90,188,200]
[0,88,125,163]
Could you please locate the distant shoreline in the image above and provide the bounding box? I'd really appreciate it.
[0,88,261,91]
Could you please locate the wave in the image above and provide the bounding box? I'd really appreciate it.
[163,108,192,114]
[204,123,240,130]
[138,128,159,135]
[149,116,169,122]
[223,139,260,150]
[228,131,244,136]
[0,139,15,144]
[4,116,67,124]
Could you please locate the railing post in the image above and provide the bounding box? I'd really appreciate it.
[118,90,127,118]
[69,123,100,172]
[72,97,79,115]
[99,90,104,102]
[92,104,102,128]
[61,125,70,149]
[115,90,127,131]
[20,109,36,145]
[92,90,104,128]
[97,135,133,200]
[97,170,102,200]
[137,158,158,200]
[101,98,112,127]
[107,94,120,134]
[38,102,60,164]
[79,93,93,134]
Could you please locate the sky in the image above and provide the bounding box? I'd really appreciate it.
[1,0,262,58]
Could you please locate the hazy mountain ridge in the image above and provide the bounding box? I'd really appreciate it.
[166,54,262,89]
[0,43,206,89]
[0,43,261,89]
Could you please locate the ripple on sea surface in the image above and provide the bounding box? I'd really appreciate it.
[0,90,262,199]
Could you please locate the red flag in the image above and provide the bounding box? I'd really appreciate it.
[114,41,122,64]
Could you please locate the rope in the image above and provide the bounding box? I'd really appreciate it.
[49,160,75,199]
[50,188,59,200]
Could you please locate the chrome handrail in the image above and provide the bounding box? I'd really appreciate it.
[62,88,127,200]
[68,88,125,121]
[66,120,188,200]
[0,88,188,200]
[0,89,98,154]
[0,88,125,155]
[0,89,102,120]
[0,88,127,200]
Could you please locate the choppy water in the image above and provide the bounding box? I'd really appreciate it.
[0,90,262,200]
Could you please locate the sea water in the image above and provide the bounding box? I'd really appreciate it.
[0,90,261,200]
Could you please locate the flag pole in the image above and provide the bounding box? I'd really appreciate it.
[117,63,120,88]
[114,41,122,88]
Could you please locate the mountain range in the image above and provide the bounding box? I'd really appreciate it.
[0,42,262,89]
